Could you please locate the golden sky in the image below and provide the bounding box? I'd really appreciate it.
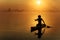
[0,0,60,11]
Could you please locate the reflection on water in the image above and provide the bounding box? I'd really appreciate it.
[0,12,60,40]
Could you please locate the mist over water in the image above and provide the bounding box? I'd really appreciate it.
[0,11,60,40]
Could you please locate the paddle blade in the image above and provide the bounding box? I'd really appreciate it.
[47,26,51,28]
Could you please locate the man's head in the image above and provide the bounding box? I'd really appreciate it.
[38,15,41,18]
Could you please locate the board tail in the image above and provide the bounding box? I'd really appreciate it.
[31,27,37,32]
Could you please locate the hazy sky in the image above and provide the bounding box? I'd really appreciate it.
[0,0,60,10]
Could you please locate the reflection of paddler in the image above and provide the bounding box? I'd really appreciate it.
[35,15,46,38]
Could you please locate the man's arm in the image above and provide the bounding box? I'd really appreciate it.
[35,19,38,21]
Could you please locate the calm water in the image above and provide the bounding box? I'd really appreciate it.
[0,11,60,40]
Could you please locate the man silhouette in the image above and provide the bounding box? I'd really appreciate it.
[35,15,46,38]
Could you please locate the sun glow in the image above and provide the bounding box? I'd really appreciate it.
[36,0,41,5]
